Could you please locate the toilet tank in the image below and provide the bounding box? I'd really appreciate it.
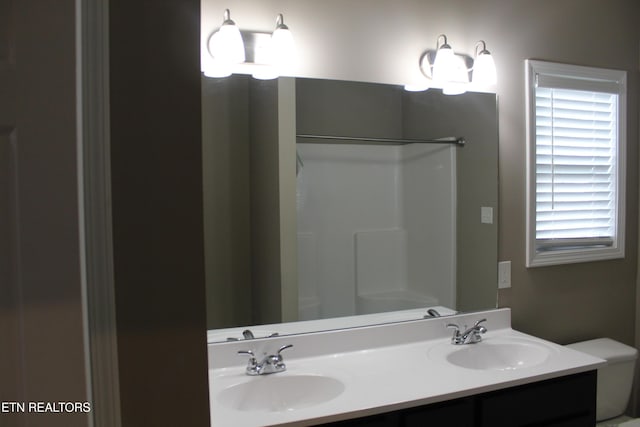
[566,338,638,421]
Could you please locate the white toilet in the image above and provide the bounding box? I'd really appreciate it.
[566,338,638,424]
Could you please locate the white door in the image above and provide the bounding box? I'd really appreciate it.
[0,1,89,426]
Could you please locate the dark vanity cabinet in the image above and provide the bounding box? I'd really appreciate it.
[320,371,596,427]
[323,399,475,427]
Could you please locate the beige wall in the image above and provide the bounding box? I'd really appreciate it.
[203,0,640,345]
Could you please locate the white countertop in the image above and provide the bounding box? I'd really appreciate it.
[208,309,604,426]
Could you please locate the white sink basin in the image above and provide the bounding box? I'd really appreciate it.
[217,374,345,412]
[446,340,552,371]
[429,337,554,371]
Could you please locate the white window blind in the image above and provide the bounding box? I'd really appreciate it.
[526,60,626,267]
[535,87,617,250]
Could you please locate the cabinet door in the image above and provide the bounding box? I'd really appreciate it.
[543,417,596,427]
[479,371,597,427]
[402,398,475,426]
[318,412,399,426]
[318,397,475,426]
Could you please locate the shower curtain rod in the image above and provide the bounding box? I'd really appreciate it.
[296,134,466,146]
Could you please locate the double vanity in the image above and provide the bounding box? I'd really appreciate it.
[208,308,604,426]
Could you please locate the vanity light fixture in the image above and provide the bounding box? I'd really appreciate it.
[204,10,295,80]
[271,14,295,68]
[472,40,497,85]
[408,34,497,95]
[416,34,470,95]
[204,31,232,78]
[214,9,245,64]
[432,35,457,84]
[251,13,296,80]
[204,9,245,78]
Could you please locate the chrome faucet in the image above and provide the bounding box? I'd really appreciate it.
[238,344,293,375]
[424,308,441,318]
[446,319,487,345]
[226,329,280,341]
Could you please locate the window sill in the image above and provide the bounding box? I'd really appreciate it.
[526,245,624,268]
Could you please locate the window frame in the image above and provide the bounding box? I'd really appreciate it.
[525,59,627,267]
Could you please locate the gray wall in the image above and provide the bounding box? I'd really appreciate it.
[203,76,298,329]
[1,1,89,426]
[110,1,210,425]
[249,79,287,325]
[203,0,640,346]
[475,0,639,348]
[202,75,253,329]
[402,91,499,312]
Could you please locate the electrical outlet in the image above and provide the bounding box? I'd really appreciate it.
[498,261,511,289]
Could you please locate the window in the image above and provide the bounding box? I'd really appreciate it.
[526,60,626,267]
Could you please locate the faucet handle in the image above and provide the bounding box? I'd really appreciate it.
[238,349,259,374]
[446,323,461,339]
[238,349,255,358]
[473,319,488,335]
[273,344,293,369]
[446,323,460,333]
[446,323,466,344]
[238,349,257,364]
[277,344,293,356]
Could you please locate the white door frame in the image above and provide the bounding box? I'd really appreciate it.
[78,0,121,425]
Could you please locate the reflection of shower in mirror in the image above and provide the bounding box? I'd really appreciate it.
[296,143,456,320]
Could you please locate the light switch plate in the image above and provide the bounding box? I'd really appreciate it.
[498,261,511,289]
[481,207,493,224]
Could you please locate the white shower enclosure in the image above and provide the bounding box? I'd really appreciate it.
[296,143,456,320]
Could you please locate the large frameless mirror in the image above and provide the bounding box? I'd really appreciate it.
[202,76,498,342]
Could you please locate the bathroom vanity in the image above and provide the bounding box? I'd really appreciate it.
[208,309,603,426]
[321,371,595,426]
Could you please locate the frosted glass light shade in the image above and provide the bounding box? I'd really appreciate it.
[404,67,431,91]
[442,82,467,95]
[205,32,232,77]
[203,59,232,78]
[432,46,456,84]
[271,13,295,73]
[251,65,279,80]
[403,81,431,92]
[473,52,497,85]
[271,27,295,68]
[216,22,245,64]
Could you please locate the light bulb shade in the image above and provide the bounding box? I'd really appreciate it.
[267,13,295,73]
[404,66,431,92]
[432,46,456,83]
[271,27,295,67]
[251,65,279,80]
[404,81,431,92]
[208,28,245,64]
[442,82,467,95]
[472,52,497,85]
[203,56,232,78]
